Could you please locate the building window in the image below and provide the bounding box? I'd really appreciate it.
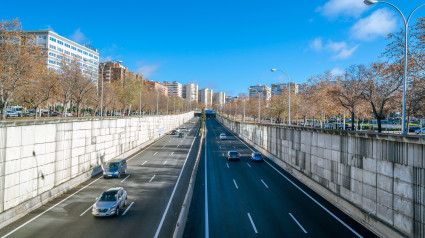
[49,37,56,42]
[57,55,63,59]
[49,45,56,50]
[94,56,98,60]
[83,51,88,55]
[78,49,82,53]
[71,46,76,50]
[65,51,70,55]
[89,53,93,57]
[49,60,56,64]
[65,43,70,48]
[57,48,63,52]
[49,52,56,57]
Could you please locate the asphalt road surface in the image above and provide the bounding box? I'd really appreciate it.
[184,118,378,238]
[0,118,200,238]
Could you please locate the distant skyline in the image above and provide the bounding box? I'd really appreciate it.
[1,0,423,96]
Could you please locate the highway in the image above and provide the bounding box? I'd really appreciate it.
[184,118,378,238]
[0,118,200,238]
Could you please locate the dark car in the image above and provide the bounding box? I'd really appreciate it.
[103,158,127,178]
[250,152,263,162]
[171,130,177,135]
[409,126,420,132]
[227,151,240,161]
[178,132,184,138]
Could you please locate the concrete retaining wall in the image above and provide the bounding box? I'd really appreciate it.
[217,115,425,238]
[0,113,193,228]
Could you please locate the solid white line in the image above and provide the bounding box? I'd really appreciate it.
[142,161,147,165]
[261,179,269,188]
[289,213,308,233]
[247,213,258,234]
[154,123,201,238]
[246,163,251,168]
[149,175,156,182]
[122,201,135,216]
[80,204,94,216]
[221,124,363,238]
[121,174,130,183]
[233,179,239,189]
[226,163,229,168]
[171,152,174,155]
[154,152,158,155]
[204,126,209,238]
[2,176,101,238]
[163,160,167,165]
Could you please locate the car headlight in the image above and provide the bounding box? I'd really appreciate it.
[113,171,119,174]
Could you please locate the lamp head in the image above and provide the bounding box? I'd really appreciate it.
[270,69,277,72]
[364,0,378,5]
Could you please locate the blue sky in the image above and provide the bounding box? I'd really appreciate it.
[1,0,424,96]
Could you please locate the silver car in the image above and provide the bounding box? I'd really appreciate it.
[92,187,127,217]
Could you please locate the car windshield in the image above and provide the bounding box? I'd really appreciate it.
[254,153,261,157]
[99,191,118,201]
[105,162,119,169]
[221,134,225,136]
[229,152,238,156]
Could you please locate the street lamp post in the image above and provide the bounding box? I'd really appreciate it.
[271,69,291,125]
[364,0,425,134]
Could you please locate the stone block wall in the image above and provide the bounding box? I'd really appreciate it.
[218,115,425,238]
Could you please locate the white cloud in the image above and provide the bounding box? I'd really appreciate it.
[136,62,160,77]
[330,67,345,76]
[70,28,89,44]
[309,38,323,51]
[317,0,368,19]
[350,8,397,41]
[310,38,358,59]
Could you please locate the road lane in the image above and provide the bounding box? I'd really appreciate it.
[0,118,200,238]
[184,118,377,238]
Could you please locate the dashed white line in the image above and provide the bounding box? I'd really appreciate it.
[149,175,156,182]
[80,204,94,216]
[247,213,258,234]
[121,175,130,183]
[171,152,174,155]
[154,152,158,155]
[246,163,251,168]
[162,145,165,148]
[289,213,307,233]
[177,145,179,148]
[222,153,224,156]
[233,146,235,148]
[233,179,239,189]
[261,179,269,188]
[226,163,229,168]
[122,202,135,216]
[142,161,147,165]
[163,160,167,165]
[219,146,221,149]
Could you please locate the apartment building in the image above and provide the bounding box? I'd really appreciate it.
[271,82,299,95]
[183,83,198,102]
[199,88,213,109]
[99,62,128,83]
[144,81,169,96]
[25,30,99,84]
[213,92,226,106]
[249,84,271,101]
[163,81,183,98]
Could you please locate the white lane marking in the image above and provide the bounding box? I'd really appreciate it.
[233,146,235,149]
[142,161,147,165]
[246,163,251,168]
[154,152,158,155]
[181,140,183,143]
[247,213,258,234]
[154,123,201,238]
[149,175,156,182]
[127,134,168,162]
[233,179,239,189]
[1,176,101,238]
[222,153,224,156]
[229,141,231,143]
[162,145,165,148]
[221,124,363,238]
[226,163,229,168]
[177,145,179,148]
[261,179,269,189]
[80,204,94,216]
[204,126,209,238]
[219,146,221,149]
[163,160,167,165]
[289,213,308,233]
[122,201,135,216]
[121,174,130,183]
[171,152,174,155]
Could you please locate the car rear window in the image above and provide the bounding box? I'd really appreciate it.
[229,152,239,156]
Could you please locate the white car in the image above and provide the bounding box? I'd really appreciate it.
[5,110,19,117]
[219,133,226,140]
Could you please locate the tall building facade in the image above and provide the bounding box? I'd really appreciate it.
[99,62,128,83]
[163,81,183,98]
[25,30,99,84]
[183,83,198,102]
[213,92,226,106]
[199,88,213,109]
[144,81,168,96]
[271,82,299,95]
[249,84,271,101]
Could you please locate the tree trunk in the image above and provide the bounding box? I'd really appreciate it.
[351,112,355,131]
[377,116,382,133]
[34,105,39,120]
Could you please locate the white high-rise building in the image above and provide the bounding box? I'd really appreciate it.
[199,88,213,109]
[163,81,183,98]
[25,30,99,84]
[213,92,226,106]
[249,84,271,101]
[271,82,299,95]
[183,83,198,102]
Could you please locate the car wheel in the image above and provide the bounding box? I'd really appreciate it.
[124,198,127,207]
[115,207,120,216]
[117,173,121,178]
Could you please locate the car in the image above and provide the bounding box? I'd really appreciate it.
[92,187,128,217]
[185,128,190,132]
[251,152,263,162]
[415,128,425,134]
[178,132,184,138]
[175,128,181,133]
[227,151,240,161]
[5,110,19,117]
[409,126,420,132]
[171,130,177,135]
[219,133,226,140]
[24,109,36,117]
[103,158,127,178]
